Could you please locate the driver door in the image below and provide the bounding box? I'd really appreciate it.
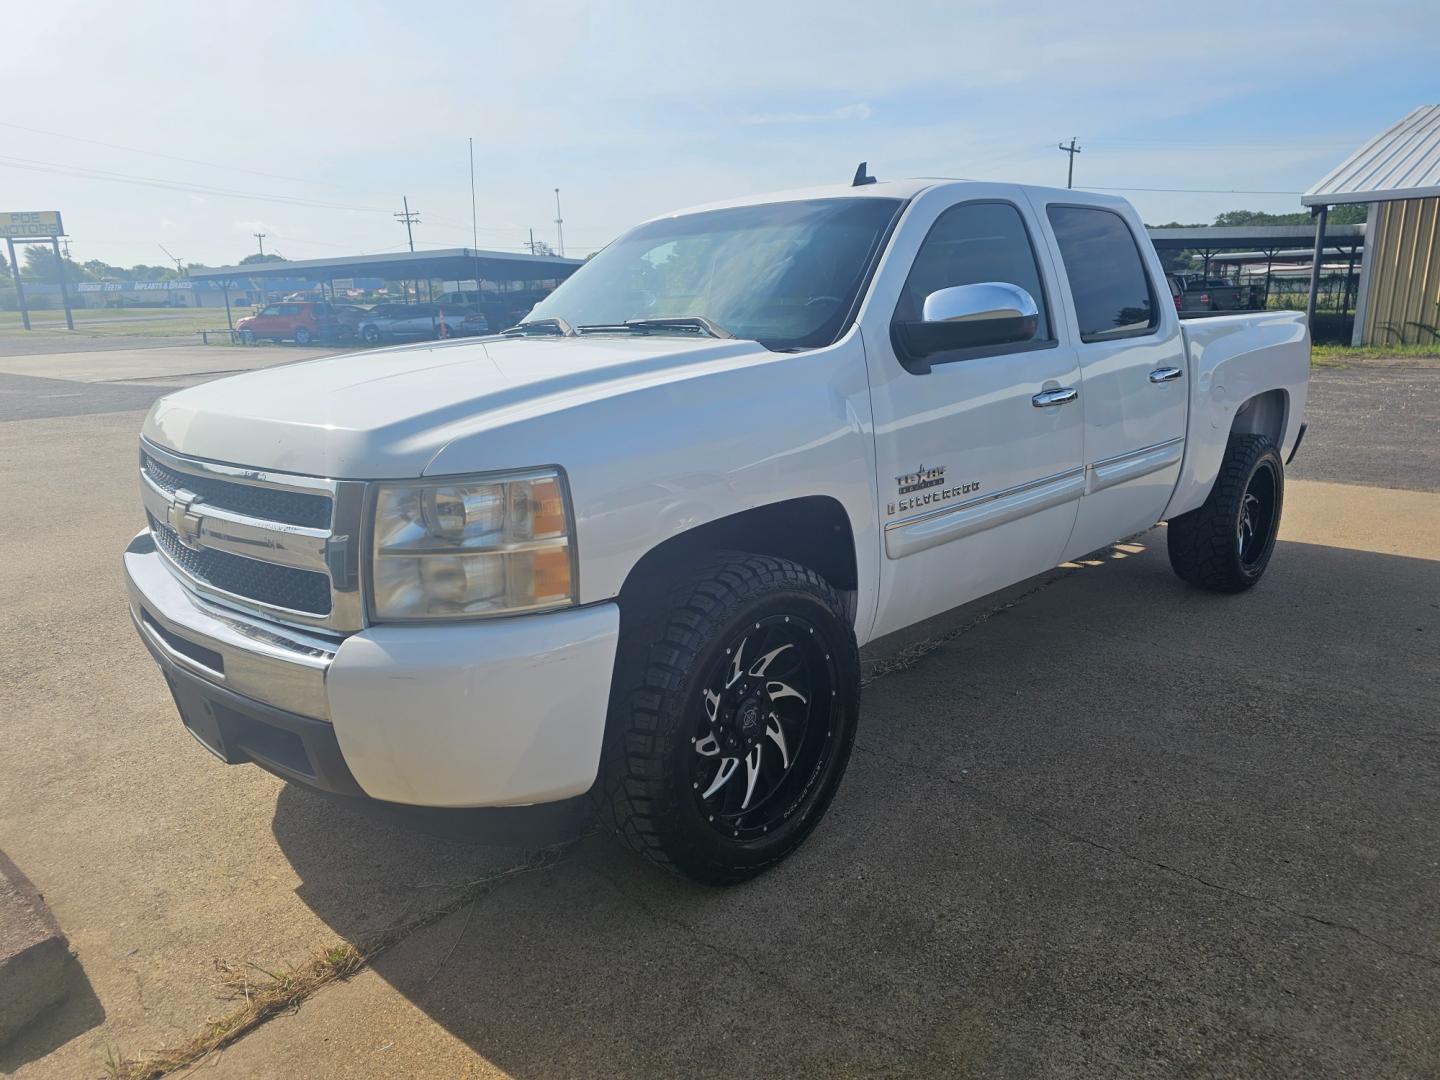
[861,186,1085,638]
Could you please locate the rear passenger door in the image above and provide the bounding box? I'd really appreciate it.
[1031,199,1188,560]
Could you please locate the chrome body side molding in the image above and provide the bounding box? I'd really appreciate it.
[1086,437,1184,495]
[885,468,1086,559]
[883,437,1185,560]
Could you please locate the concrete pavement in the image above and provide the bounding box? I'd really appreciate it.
[0,351,1436,1077]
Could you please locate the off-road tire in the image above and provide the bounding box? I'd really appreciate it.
[598,553,860,886]
[1167,433,1284,592]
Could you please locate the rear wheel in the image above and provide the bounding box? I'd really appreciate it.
[362,325,380,344]
[598,553,860,885]
[1167,433,1284,592]
[293,326,312,345]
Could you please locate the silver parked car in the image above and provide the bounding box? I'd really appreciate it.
[355,304,488,344]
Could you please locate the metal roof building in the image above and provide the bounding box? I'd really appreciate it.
[188,247,581,291]
[1302,105,1440,346]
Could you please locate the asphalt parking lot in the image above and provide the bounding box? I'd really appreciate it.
[1,343,1437,1078]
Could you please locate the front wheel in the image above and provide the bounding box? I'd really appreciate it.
[361,325,380,344]
[1167,433,1284,592]
[293,326,312,345]
[238,329,255,345]
[598,554,860,885]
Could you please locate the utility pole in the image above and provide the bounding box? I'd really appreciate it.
[395,196,420,252]
[1057,137,1081,189]
[158,243,184,276]
[528,228,536,256]
[553,188,565,257]
[253,232,266,258]
[60,238,71,259]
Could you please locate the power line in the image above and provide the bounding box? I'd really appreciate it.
[922,173,1302,197]
[1089,184,1302,195]
[0,119,375,193]
[0,154,393,213]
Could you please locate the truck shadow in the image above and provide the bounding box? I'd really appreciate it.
[0,954,105,1072]
[270,535,1440,1078]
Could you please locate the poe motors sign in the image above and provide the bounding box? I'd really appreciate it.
[3,210,73,330]
[1,210,64,240]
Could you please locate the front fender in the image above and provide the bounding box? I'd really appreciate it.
[423,334,884,644]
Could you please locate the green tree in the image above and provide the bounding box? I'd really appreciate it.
[21,244,95,282]
[1211,205,1367,227]
[240,252,288,265]
[82,259,128,280]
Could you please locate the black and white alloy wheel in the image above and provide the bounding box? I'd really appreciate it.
[599,553,860,885]
[691,614,837,842]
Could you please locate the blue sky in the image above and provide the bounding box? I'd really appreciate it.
[4,0,1438,268]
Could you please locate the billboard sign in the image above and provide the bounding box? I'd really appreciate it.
[1,211,64,239]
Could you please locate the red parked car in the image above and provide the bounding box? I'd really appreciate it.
[236,302,341,345]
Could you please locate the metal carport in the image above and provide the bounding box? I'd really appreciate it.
[187,247,584,331]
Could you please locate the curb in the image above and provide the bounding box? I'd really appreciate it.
[0,850,70,1045]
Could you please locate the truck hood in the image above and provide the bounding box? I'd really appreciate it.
[143,335,773,478]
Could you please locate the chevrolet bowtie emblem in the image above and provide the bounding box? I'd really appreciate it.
[167,488,206,551]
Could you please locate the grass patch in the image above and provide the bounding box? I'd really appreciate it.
[0,307,246,341]
[1311,342,1440,365]
[102,846,570,1080]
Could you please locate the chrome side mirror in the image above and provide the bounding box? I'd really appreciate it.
[896,282,1041,369]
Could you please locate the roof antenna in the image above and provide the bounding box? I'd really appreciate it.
[852,161,877,187]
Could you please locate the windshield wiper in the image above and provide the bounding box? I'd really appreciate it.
[575,316,733,339]
[501,316,574,337]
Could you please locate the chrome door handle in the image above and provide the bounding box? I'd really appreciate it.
[1032,387,1078,407]
[1149,366,1183,383]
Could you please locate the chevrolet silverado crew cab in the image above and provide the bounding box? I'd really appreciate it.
[124,175,1309,885]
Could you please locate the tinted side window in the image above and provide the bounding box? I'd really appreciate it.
[896,201,1051,342]
[1046,206,1156,342]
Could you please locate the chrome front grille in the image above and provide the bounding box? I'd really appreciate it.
[139,441,365,632]
[143,453,332,528]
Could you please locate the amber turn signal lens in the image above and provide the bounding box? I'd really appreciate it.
[527,476,567,539]
[528,547,572,601]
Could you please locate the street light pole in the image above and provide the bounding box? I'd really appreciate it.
[553,188,565,257]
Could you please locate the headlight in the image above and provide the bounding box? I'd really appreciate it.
[370,469,575,620]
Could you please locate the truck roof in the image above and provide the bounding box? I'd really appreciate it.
[651,177,1131,224]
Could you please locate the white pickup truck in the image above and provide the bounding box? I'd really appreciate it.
[124,175,1309,884]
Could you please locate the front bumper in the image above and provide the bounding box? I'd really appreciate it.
[124,531,621,811]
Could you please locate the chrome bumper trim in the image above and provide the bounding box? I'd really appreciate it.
[124,531,335,719]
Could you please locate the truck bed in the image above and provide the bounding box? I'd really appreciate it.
[1164,310,1310,519]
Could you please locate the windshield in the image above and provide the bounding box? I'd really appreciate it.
[525,197,903,350]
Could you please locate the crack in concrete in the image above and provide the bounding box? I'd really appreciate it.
[592,867,922,1057]
[1018,810,1440,972]
[853,743,1440,973]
